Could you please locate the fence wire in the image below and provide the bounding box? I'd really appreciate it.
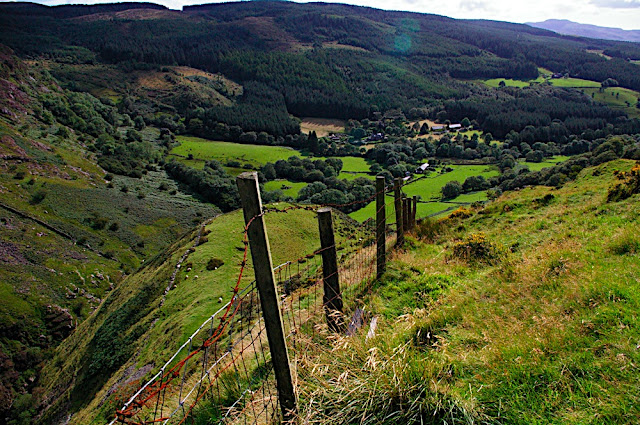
[110,182,405,425]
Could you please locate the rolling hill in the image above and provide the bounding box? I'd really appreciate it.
[0,2,639,424]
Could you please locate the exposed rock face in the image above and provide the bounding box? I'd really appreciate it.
[45,305,75,341]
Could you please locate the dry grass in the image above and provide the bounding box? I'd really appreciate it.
[299,118,346,137]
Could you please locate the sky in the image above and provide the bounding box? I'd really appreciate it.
[20,0,640,30]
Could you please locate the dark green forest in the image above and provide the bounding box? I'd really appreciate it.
[2,1,640,141]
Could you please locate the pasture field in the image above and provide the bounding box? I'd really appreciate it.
[481,75,600,89]
[482,78,537,88]
[583,87,640,118]
[300,117,346,137]
[263,180,308,198]
[171,136,297,168]
[520,155,570,172]
[549,77,601,88]
[350,164,499,222]
[402,165,499,201]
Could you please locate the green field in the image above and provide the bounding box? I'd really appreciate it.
[350,165,499,222]
[520,155,570,172]
[481,75,601,89]
[263,180,308,198]
[548,77,600,88]
[583,87,640,119]
[402,165,499,201]
[171,136,298,168]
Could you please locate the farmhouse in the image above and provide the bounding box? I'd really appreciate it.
[416,162,429,173]
[431,125,446,133]
[449,123,462,131]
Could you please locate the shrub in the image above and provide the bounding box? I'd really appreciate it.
[441,181,462,199]
[90,216,109,230]
[109,222,119,231]
[206,258,224,270]
[609,229,640,255]
[451,233,502,264]
[29,189,47,205]
[415,218,446,242]
[447,207,473,220]
[607,163,640,202]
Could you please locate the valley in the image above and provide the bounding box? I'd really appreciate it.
[0,1,638,424]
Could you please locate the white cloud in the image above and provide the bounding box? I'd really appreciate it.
[590,0,640,8]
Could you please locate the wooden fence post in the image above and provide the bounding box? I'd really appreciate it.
[317,207,344,332]
[412,196,418,230]
[236,172,296,420]
[403,197,410,233]
[394,178,404,247]
[376,175,386,279]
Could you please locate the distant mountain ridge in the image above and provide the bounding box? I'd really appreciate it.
[527,19,640,43]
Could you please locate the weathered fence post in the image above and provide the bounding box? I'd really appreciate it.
[403,197,410,233]
[412,196,418,230]
[317,207,344,332]
[394,178,404,247]
[236,172,296,420]
[376,175,386,279]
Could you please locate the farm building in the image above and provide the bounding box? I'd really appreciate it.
[416,162,430,173]
[431,125,446,132]
[449,123,462,131]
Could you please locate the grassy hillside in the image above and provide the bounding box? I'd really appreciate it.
[294,159,640,424]
[37,205,363,424]
[0,49,219,422]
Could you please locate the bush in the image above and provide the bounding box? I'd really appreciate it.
[206,258,225,270]
[441,181,462,199]
[415,218,446,242]
[29,189,47,205]
[451,233,502,264]
[609,229,640,255]
[447,207,473,220]
[607,163,640,202]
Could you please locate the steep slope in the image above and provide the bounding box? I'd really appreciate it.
[36,206,362,424]
[0,47,217,422]
[293,159,640,424]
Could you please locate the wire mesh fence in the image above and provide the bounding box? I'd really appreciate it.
[109,178,407,425]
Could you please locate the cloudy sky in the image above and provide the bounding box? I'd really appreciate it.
[24,0,640,30]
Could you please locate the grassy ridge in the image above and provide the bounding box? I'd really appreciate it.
[296,159,640,424]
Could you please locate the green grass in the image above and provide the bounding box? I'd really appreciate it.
[263,180,308,198]
[296,159,640,424]
[402,165,499,201]
[171,136,299,168]
[40,204,363,423]
[583,87,640,119]
[548,77,601,88]
[481,75,601,89]
[350,165,498,222]
[482,78,537,88]
[520,155,570,171]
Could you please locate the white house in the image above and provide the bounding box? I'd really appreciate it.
[416,162,429,173]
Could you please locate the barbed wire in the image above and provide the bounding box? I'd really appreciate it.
[110,181,405,425]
